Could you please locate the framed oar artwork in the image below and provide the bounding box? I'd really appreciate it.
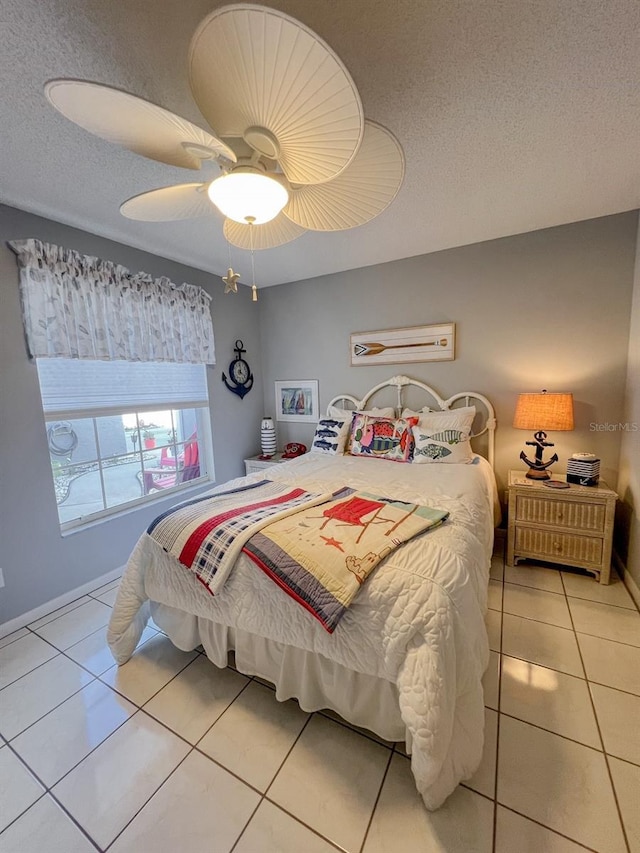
[350,323,455,366]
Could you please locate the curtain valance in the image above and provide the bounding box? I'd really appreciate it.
[9,239,216,365]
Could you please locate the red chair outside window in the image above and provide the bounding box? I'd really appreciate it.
[142,433,200,493]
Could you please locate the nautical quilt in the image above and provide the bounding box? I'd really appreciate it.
[243,491,449,632]
[147,480,339,594]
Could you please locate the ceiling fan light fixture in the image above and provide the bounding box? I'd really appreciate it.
[208,166,288,225]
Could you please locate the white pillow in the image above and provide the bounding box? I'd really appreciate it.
[412,406,476,464]
[401,406,433,418]
[327,405,395,421]
[310,417,350,455]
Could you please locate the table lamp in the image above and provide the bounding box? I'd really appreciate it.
[513,390,574,479]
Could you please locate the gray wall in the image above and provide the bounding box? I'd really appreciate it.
[258,213,638,501]
[0,204,265,623]
[616,217,640,590]
[2,206,637,624]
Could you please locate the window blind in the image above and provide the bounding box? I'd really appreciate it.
[36,358,209,418]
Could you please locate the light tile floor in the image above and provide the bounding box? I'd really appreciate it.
[1,543,639,852]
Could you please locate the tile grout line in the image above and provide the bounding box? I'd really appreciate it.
[497,711,608,755]
[228,713,317,853]
[0,739,102,851]
[103,745,197,852]
[496,647,640,695]
[0,629,31,651]
[6,600,388,852]
[358,749,394,853]
[1,625,163,744]
[261,713,313,802]
[225,798,263,853]
[254,709,385,853]
[2,626,203,842]
[2,612,133,686]
[255,798,349,853]
[0,647,61,692]
[503,573,638,612]
[560,570,632,853]
[4,633,379,853]
[28,675,262,850]
[498,607,574,633]
[496,803,600,853]
[12,627,338,851]
[491,545,505,853]
[1,671,98,745]
[458,782,496,804]
[14,707,138,818]
[9,566,634,852]
[604,752,640,770]
[95,642,199,709]
[573,629,640,651]
[494,566,610,852]
[24,596,94,631]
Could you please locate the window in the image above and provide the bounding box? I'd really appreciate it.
[36,359,213,529]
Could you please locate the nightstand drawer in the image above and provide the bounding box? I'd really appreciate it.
[514,527,603,566]
[515,495,606,533]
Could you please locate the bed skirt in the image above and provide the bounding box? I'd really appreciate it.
[151,601,410,746]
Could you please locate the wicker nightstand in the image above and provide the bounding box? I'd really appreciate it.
[506,470,617,584]
[244,453,287,475]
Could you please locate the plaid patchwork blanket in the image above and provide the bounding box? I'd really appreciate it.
[243,492,449,632]
[147,480,341,594]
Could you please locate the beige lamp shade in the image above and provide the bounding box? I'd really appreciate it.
[513,392,574,431]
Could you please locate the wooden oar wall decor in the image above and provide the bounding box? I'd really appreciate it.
[350,323,455,366]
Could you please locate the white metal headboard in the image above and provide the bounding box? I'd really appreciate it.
[327,374,497,469]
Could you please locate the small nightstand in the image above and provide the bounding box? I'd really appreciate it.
[244,453,287,475]
[506,470,617,584]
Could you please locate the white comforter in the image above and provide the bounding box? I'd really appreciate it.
[108,453,497,809]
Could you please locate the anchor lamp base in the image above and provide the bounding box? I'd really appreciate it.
[519,431,558,480]
[524,466,552,481]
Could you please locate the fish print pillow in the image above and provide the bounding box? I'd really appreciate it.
[311,417,350,455]
[411,407,476,464]
[349,415,417,462]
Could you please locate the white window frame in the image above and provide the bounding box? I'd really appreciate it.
[50,406,214,533]
[36,359,215,531]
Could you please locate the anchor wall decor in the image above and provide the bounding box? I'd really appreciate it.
[222,339,254,399]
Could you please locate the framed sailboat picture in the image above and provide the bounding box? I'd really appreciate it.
[275,380,319,422]
[350,323,455,366]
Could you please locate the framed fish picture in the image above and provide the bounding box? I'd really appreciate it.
[350,323,455,366]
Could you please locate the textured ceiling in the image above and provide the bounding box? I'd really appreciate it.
[1,0,639,287]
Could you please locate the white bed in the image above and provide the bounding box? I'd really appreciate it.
[108,375,498,809]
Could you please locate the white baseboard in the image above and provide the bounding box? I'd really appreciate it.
[613,549,640,609]
[0,565,125,639]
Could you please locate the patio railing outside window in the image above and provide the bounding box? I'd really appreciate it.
[47,407,210,527]
[36,358,213,530]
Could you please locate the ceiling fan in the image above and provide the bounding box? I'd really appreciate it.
[44,3,405,260]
